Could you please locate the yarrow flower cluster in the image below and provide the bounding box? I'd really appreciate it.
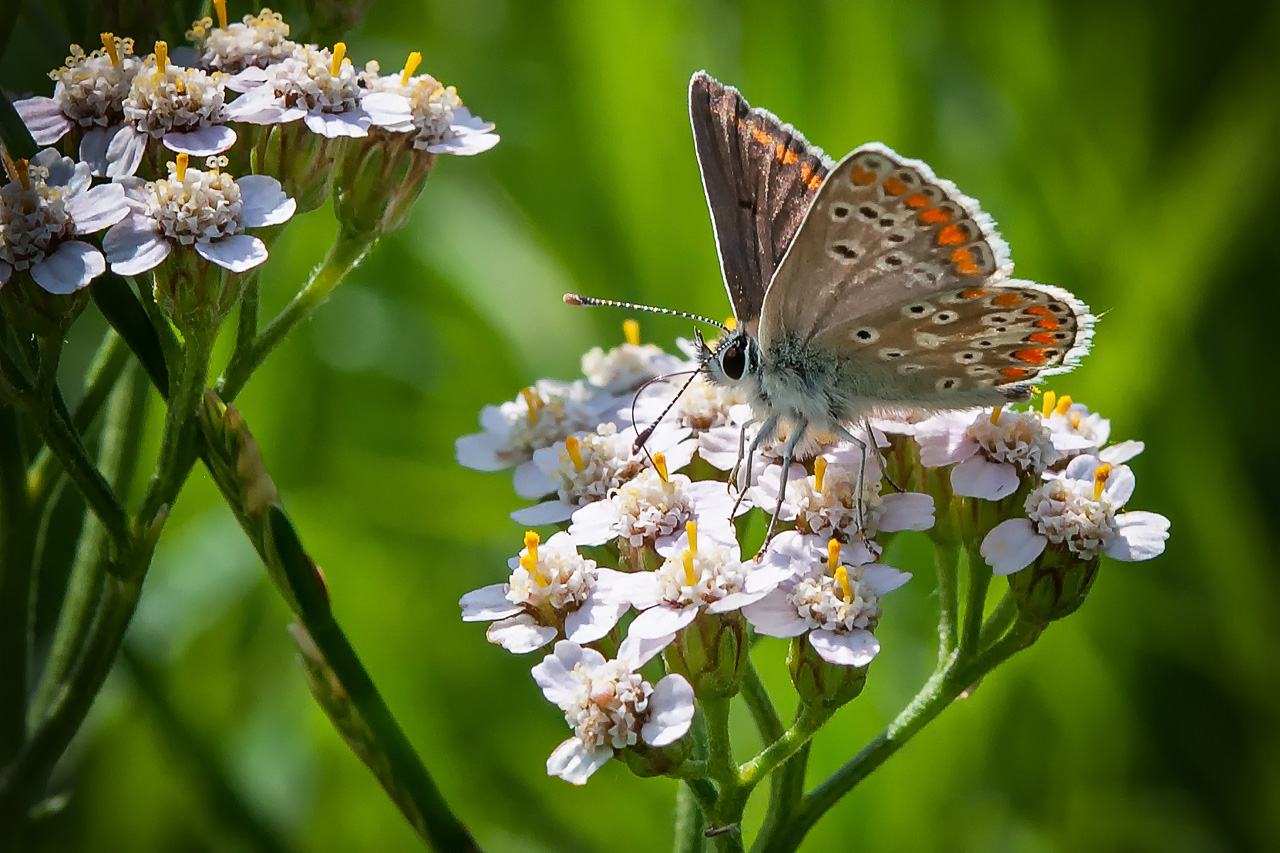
[456,322,1170,785]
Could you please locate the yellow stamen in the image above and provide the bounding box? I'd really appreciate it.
[174,152,189,181]
[519,530,547,585]
[1070,413,1081,430]
[1093,463,1112,500]
[331,42,347,76]
[686,520,697,554]
[523,530,540,562]
[828,538,841,572]
[565,435,584,470]
[835,565,853,602]
[101,33,120,67]
[401,51,422,86]
[520,386,542,424]
[989,406,1002,425]
[14,159,30,191]
[154,40,168,73]
[653,452,669,483]
[622,319,640,347]
[1055,394,1073,416]
[682,550,697,587]
[213,0,228,28]
[1041,390,1057,418]
[814,456,828,493]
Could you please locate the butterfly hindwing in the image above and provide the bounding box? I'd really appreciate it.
[690,71,834,329]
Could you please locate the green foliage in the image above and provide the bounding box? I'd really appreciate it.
[3,0,1278,850]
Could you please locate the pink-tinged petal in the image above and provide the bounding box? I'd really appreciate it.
[304,109,370,138]
[0,262,11,286]
[458,583,519,621]
[618,632,672,668]
[1099,440,1144,466]
[67,183,129,233]
[510,500,575,526]
[236,174,296,227]
[1105,511,1170,562]
[104,125,147,180]
[566,500,619,547]
[360,92,414,130]
[981,518,1046,575]
[707,588,770,613]
[742,590,807,638]
[547,738,611,785]
[14,97,71,144]
[809,629,879,667]
[564,599,628,644]
[162,125,237,155]
[877,492,935,532]
[857,564,912,596]
[513,459,552,500]
[427,132,500,156]
[628,604,698,639]
[915,412,980,466]
[194,234,267,272]
[642,674,695,747]
[486,615,557,653]
[103,214,170,276]
[29,241,104,294]
[744,463,804,519]
[951,456,1020,500]
[454,432,509,472]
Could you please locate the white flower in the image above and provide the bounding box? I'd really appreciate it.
[531,639,694,784]
[224,42,389,138]
[511,422,696,525]
[741,532,911,667]
[1041,393,1145,466]
[581,341,684,395]
[186,7,295,74]
[624,526,780,648]
[699,408,839,480]
[746,443,935,541]
[459,531,633,653]
[102,155,295,275]
[980,455,1170,575]
[14,34,142,167]
[914,407,1092,501]
[635,374,748,470]
[0,150,128,293]
[455,380,620,484]
[359,57,499,155]
[567,464,742,558]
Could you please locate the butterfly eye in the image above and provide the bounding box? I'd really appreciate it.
[720,339,747,381]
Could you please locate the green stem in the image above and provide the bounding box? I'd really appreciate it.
[933,538,961,667]
[959,544,992,655]
[740,657,783,742]
[218,230,371,402]
[752,739,810,853]
[0,404,34,767]
[737,705,827,790]
[978,591,1017,652]
[703,697,737,788]
[673,782,707,853]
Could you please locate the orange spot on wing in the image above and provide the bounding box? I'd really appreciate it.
[950,249,980,276]
[959,288,990,299]
[1034,317,1061,331]
[883,176,908,195]
[919,207,951,225]
[851,166,878,185]
[800,164,824,190]
[750,125,774,146]
[776,143,799,165]
[937,223,967,245]
[999,367,1034,382]
[1026,305,1055,316]
[1028,332,1056,345]
[905,192,930,208]
[1014,348,1049,365]
[992,292,1023,308]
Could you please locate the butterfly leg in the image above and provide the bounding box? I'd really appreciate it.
[834,424,875,552]
[727,417,759,494]
[731,415,776,520]
[862,418,904,494]
[755,416,808,561]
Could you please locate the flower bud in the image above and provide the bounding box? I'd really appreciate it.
[663,611,746,700]
[151,245,243,335]
[788,635,868,711]
[619,736,691,778]
[332,131,435,239]
[2,272,90,339]
[252,121,347,214]
[1006,545,1100,623]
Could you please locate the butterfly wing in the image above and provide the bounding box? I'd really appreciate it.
[758,143,1092,402]
[690,71,834,329]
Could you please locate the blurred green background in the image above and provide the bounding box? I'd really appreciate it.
[4,0,1280,850]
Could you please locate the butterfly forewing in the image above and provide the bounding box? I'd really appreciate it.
[690,71,834,328]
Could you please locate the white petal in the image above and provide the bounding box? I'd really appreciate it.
[360,91,414,130]
[486,615,557,653]
[980,518,1046,575]
[641,674,695,747]
[1099,440,1144,465]
[304,109,370,138]
[1103,465,1136,507]
[566,500,619,547]
[857,564,912,596]
[428,132,500,156]
[225,66,271,92]
[619,571,661,610]
[1050,431,1096,453]
[628,604,698,639]
[876,492,935,532]
[78,126,115,176]
[531,641,601,707]
[195,234,268,272]
[706,588,770,613]
[103,215,170,276]
[513,459,553,499]
[809,629,879,667]
[104,125,147,180]
[547,738,611,785]
[29,241,104,293]
[454,432,510,472]
[458,584,520,621]
[1105,511,1170,561]
[742,590,807,638]
[236,174,296,227]
[33,149,81,189]
[564,598,628,644]
[951,456,1020,500]
[915,413,980,466]
[67,183,129,233]
[617,632,672,668]
[14,96,71,144]
[510,500,575,526]
[162,125,237,155]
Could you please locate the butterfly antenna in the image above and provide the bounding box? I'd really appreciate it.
[631,369,703,456]
[564,293,728,332]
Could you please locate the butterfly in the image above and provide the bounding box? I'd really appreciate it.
[569,71,1094,552]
